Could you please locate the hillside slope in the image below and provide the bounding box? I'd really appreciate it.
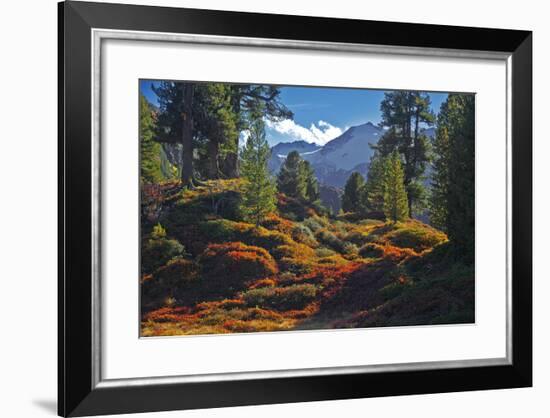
[140,179,473,336]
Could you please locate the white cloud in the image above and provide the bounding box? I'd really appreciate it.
[238,130,250,148]
[265,118,343,146]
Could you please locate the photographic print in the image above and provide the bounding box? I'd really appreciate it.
[139,80,475,337]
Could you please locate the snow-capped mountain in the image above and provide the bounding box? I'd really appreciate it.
[268,140,321,172]
[269,122,382,188]
[308,122,382,171]
[269,121,436,189]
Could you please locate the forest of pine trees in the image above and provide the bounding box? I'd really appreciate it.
[338,91,474,257]
[147,81,291,187]
[142,83,474,244]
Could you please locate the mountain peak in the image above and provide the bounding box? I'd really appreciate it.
[268,140,322,172]
[271,140,321,153]
[269,121,383,188]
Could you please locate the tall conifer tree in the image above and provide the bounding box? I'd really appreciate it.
[383,151,409,223]
[342,172,366,213]
[430,94,475,259]
[193,83,239,179]
[363,151,387,213]
[152,82,196,186]
[277,151,307,199]
[430,122,451,231]
[240,119,276,226]
[224,85,293,178]
[139,94,163,183]
[302,160,320,203]
[377,91,434,215]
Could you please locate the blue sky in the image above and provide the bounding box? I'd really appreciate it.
[140,80,447,146]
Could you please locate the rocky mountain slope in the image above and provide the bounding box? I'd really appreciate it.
[269,122,436,191]
[269,122,382,188]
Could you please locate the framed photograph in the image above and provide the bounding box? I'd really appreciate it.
[58,1,532,416]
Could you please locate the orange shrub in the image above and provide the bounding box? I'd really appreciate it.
[154,258,196,283]
[141,258,198,309]
[382,244,418,262]
[217,299,246,309]
[271,243,317,274]
[200,219,294,250]
[249,278,277,289]
[199,242,278,293]
[261,213,294,235]
[301,262,363,291]
[248,227,294,250]
[143,306,193,323]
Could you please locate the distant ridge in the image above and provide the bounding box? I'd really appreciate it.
[269,121,382,188]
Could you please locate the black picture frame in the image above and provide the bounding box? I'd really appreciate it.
[58,1,532,416]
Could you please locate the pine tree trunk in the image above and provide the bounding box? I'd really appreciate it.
[413,107,420,169]
[224,151,239,178]
[181,84,194,187]
[207,139,220,179]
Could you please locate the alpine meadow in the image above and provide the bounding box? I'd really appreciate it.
[139,80,475,336]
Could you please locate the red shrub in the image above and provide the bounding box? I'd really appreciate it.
[260,213,294,235]
[143,306,193,323]
[141,259,198,309]
[302,262,363,289]
[249,278,277,289]
[382,244,418,262]
[199,242,278,293]
[154,258,196,283]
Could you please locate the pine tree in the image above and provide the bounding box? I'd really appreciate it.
[363,151,387,213]
[193,83,239,179]
[383,151,409,223]
[377,91,434,216]
[152,81,195,186]
[342,172,366,213]
[430,122,451,231]
[223,84,293,178]
[277,151,307,199]
[139,94,164,184]
[240,118,277,226]
[151,81,293,182]
[432,94,475,259]
[302,160,320,203]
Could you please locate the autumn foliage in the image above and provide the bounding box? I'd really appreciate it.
[199,242,278,291]
[140,179,472,337]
